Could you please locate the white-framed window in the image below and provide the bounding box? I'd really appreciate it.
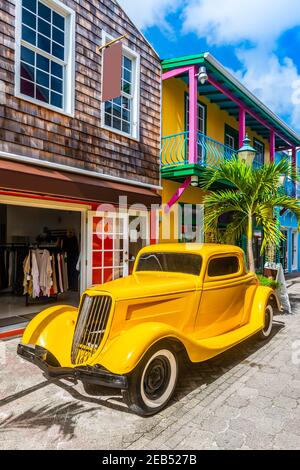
[101,31,140,140]
[15,0,75,116]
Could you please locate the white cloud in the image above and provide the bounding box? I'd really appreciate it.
[234,49,300,131]
[182,0,300,131]
[117,0,181,31]
[182,0,300,47]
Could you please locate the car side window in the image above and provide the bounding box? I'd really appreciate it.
[208,256,240,277]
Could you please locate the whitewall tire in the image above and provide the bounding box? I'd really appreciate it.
[122,343,178,416]
[258,304,274,340]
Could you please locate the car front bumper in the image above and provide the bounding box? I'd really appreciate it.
[17,343,128,389]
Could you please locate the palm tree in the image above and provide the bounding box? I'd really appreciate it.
[199,158,300,273]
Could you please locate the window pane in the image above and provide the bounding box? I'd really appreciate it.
[122,96,130,110]
[38,2,51,22]
[38,33,50,53]
[21,45,35,65]
[36,69,49,87]
[136,252,202,275]
[123,69,131,82]
[22,8,36,29]
[53,11,65,30]
[123,56,132,71]
[36,85,49,103]
[112,117,122,130]
[105,113,112,127]
[51,61,63,78]
[20,79,34,97]
[113,96,122,107]
[51,91,62,108]
[122,108,130,122]
[51,76,62,94]
[112,105,121,118]
[122,80,131,94]
[22,25,36,45]
[36,53,49,72]
[23,0,37,13]
[208,257,240,277]
[104,101,112,113]
[21,63,35,81]
[52,43,64,60]
[122,121,130,134]
[38,17,51,37]
[52,26,64,45]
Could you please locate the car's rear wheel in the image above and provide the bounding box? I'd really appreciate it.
[258,303,274,340]
[122,343,178,416]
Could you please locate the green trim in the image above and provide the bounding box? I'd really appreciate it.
[162,54,206,69]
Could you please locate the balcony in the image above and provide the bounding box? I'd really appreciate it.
[161,131,236,180]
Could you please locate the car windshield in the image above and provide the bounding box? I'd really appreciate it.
[136,252,202,276]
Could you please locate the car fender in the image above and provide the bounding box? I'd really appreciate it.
[22,305,78,367]
[96,322,195,375]
[249,286,278,329]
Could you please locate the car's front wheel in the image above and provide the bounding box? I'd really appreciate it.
[258,303,274,340]
[122,343,178,416]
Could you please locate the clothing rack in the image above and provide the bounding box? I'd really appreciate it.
[24,246,68,307]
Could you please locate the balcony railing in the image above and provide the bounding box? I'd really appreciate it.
[161,131,236,168]
[161,131,189,166]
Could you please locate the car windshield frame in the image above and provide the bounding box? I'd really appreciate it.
[135,252,202,276]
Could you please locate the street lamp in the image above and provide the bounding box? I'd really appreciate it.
[238,134,256,166]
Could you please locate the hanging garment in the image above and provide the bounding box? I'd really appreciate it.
[23,252,31,295]
[57,253,64,294]
[31,250,40,299]
[35,250,52,297]
[51,255,58,295]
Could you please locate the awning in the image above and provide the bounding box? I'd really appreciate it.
[0,160,161,208]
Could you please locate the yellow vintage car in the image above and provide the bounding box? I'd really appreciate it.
[18,243,281,416]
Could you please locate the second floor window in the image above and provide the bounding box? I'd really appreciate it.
[17,0,75,115]
[253,139,265,167]
[102,34,140,140]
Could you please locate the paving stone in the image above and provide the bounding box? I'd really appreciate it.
[1,285,300,450]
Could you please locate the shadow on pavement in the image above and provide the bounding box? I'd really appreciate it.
[0,321,286,431]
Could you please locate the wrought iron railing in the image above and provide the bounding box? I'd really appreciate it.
[161,131,189,166]
[161,131,236,167]
[196,132,236,167]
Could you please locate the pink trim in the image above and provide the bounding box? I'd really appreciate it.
[270,130,275,163]
[189,66,198,164]
[162,66,193,81]
[239,108,246,148]
[164,176,192,213]
[207,74,293,147]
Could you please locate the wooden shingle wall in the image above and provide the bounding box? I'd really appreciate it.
[0,0,161,186]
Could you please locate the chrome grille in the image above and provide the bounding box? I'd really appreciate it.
[71,295,112,365]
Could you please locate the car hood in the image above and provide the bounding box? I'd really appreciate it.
[86,272,199,300]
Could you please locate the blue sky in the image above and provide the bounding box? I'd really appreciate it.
[119,0,300,133]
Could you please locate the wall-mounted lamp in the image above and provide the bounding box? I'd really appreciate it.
[191,175,199,187]
[197,66,208,85]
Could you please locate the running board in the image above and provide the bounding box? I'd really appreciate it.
[190,316,264,362]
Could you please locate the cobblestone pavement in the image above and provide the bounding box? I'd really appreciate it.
[1,281,300,450]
